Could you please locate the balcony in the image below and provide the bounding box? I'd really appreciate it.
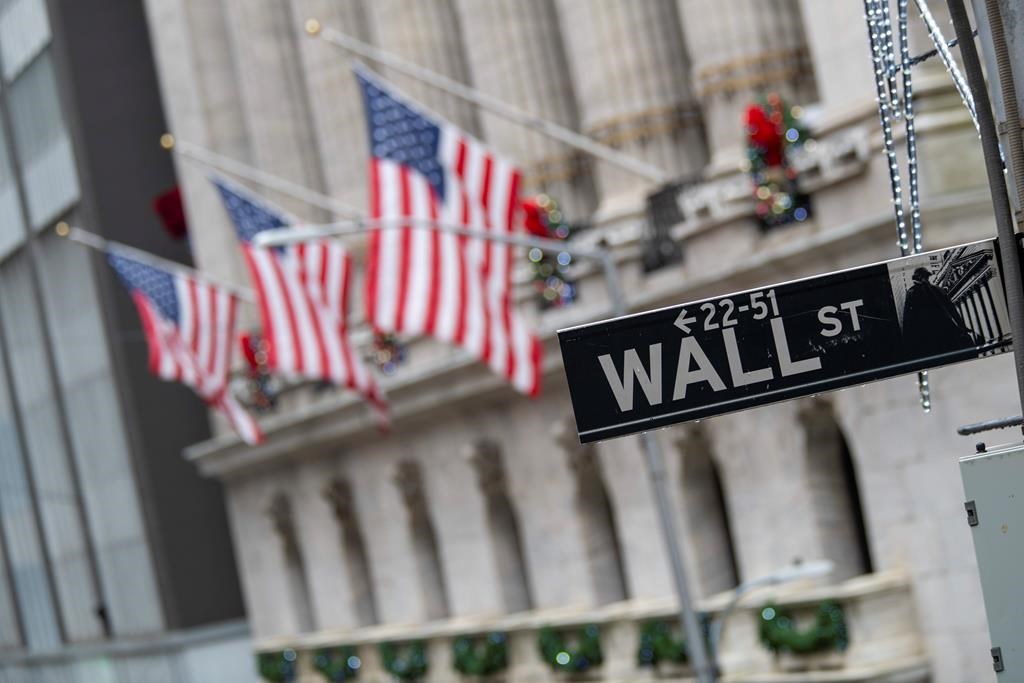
[255,569,927,683]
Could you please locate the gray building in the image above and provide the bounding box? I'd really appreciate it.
[0,0,250,680]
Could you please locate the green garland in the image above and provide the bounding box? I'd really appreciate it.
[452,632,509,676]
[313,645,361,681]
[759,600,849,655]
[537,625,603,673]
[636,620,688,667]
[636,613,714,667]
[379,640,428,680]
[257,650,297,683]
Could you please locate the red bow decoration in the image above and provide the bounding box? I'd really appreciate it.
[520,198,550,237]
[239,331,261,372]
[152,186,188,240]
[745,104,784,167]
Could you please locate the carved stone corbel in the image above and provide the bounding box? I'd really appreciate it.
[465,439,506,498]
[266,492,300,558]
[551,415,600,481]
[322,478,356,526]
[394,460,426,512]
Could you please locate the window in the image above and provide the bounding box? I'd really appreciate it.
[0,0,50,81]
[7,51,79,228]
[0,121,24,259]
[0,251,103,642]
[0,300,60,649]
[36,232,164,636]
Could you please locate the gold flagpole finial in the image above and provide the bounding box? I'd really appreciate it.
[55,222,70,237]
[159,133,176,150]
[305,18,321,36]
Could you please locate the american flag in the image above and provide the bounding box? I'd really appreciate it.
[356,67,542,396]
[212,176,388,422]
[107,252,263,445]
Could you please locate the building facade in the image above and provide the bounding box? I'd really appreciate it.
[0,0,250,680]
[143,1,1011,681]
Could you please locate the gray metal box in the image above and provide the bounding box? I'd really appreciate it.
[960,442,1024,676]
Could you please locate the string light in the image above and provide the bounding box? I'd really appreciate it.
[898,0,931,411]
[864,0,909,255]
[879,0,902,118]
[864,0,931,411]
[898,0,923,254]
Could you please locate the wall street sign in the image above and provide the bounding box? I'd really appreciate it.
[559,239,1013,443]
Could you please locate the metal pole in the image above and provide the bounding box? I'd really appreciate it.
[256,217,608,260]
[58,224,256,302]
[640,436,717,681]
[979,0,1024,211]
[163,135,364,220]
[946,0,1024,429]
[307,21,669,185]
[598,254,717,683]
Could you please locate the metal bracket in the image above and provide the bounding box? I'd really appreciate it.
[992,646,1004,673]
[966,500,980,527]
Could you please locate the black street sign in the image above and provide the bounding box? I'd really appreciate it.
[559,239,1013,443]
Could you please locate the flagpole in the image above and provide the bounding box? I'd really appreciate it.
[56,223,256,303]
[253,217,611,260]
[160,135,364,220]
[305,20,670,186]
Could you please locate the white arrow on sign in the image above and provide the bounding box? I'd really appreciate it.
[674,308,697,333]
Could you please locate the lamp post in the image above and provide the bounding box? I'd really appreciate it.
[708,559,835,670]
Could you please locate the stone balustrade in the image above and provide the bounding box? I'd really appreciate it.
[254,569,928,683]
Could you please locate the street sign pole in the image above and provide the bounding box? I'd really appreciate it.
[599,254,718,683]
[947,0,1024,428]
[639,437,717,682]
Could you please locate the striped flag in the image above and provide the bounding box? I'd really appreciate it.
[212,176,387,422]
[355,67,542,396]
[107,252,263,445]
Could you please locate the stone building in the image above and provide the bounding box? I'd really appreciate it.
[142,0,1011,681]
[0,0,252,680]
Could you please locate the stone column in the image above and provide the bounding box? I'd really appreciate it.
[290,0,372,211]
[453,0,597,219]
[675,425,740,596]
[363,0,480,135]
[798,0,947,115]
[266,493,316,632]
[678,0,818,169]
[220,0,327,217]
[393,460,451,620]
[554,0,707,202]
[466,439,534,613]
[552,416,629,604]
[225,475,314,639]
[797,400,872,581]
[322,478,379,626]
[704,400,837,581]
